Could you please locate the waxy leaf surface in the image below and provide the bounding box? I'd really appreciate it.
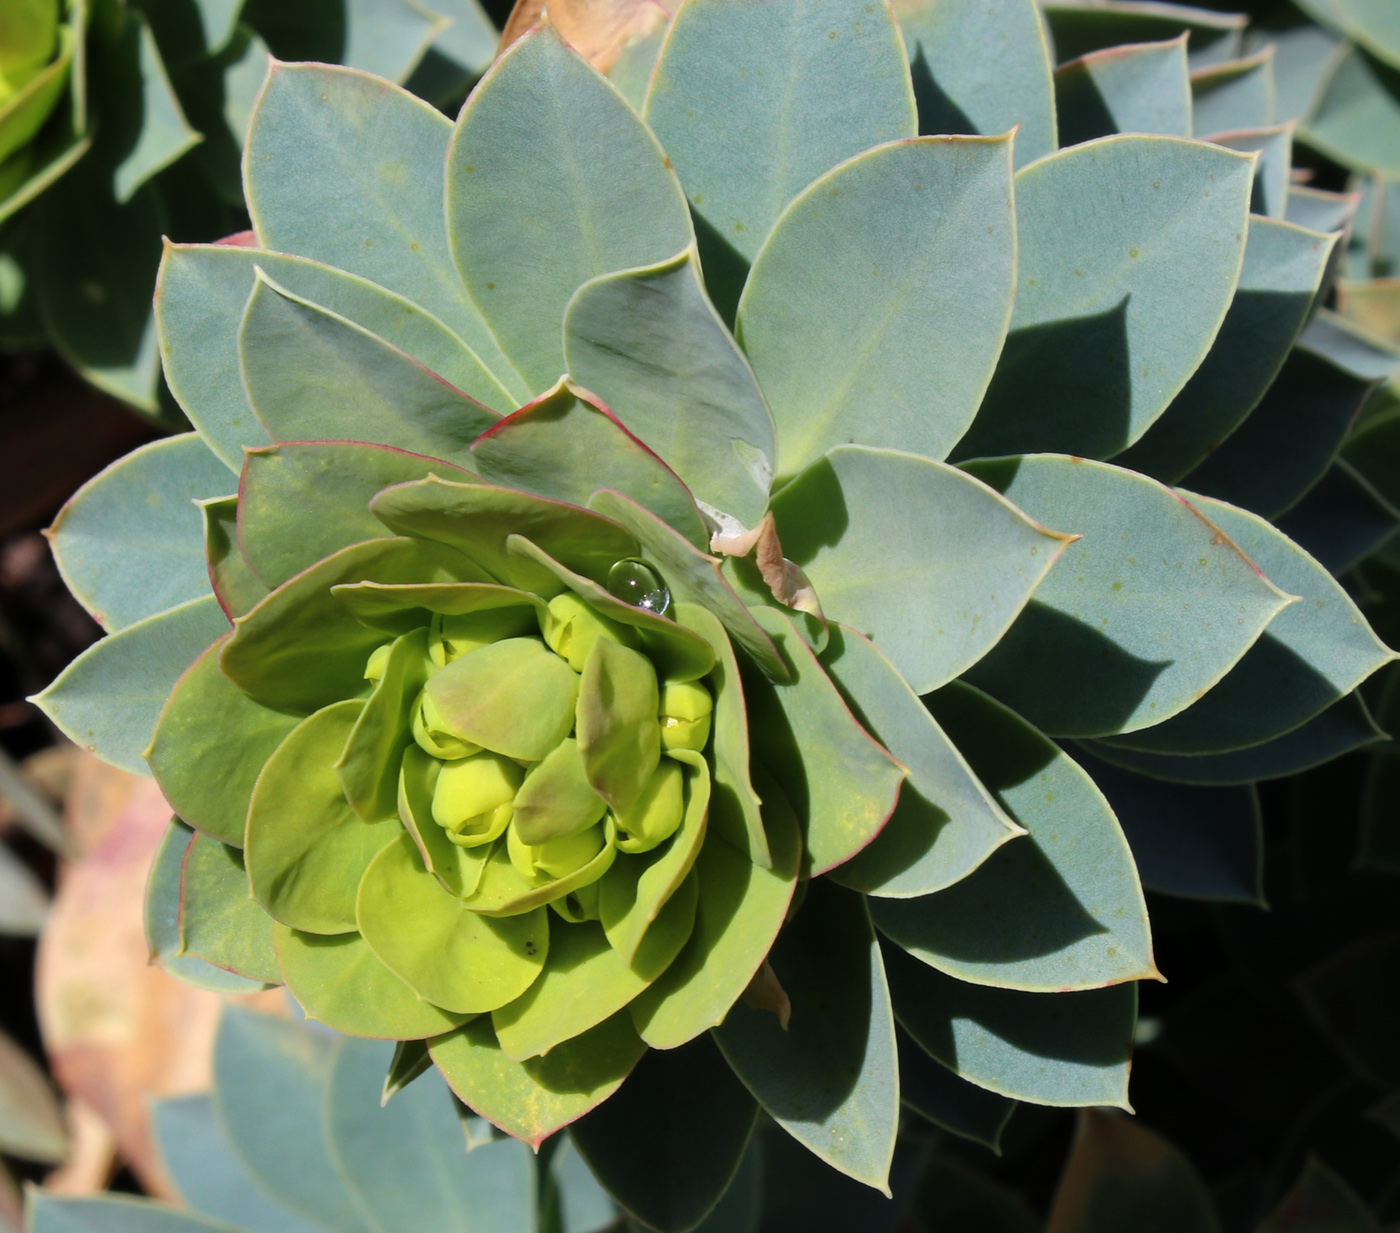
[179,833,280,983]
[1055,37,1192,147]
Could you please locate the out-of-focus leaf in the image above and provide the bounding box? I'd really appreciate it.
[1044,1110,1221,1233]
[713,880,898,1193]
[343,0,448,84]
[1189,48,1274,135]
[1296,933,1400,1088]
[153,1093,323,1233]
[1301,44,1400,178]
[0,840,48,935]
[27,1195,241,1233]
[1041,3,1245,65]
[545,1136,618,1233]
[213,1007,374,1233]
[115,13,202,202]
[0,1027,67,1162]
[327,1036,534,1233]
[914,1153,1039,1233]
[1257,1157,1382,1233]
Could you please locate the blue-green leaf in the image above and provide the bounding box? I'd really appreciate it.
[1300,43,1400,178]
[1182,310,1400,518]
[115,13,202,202]
[713,879,899,1193]
[238,271,497,466]
[563,248,775,529]
[884,941,1136,1107]
[1055,37,1192,147]
[1082,690,1388,784]
[645,0,916,278]
[28,1195,240,1233]
[821,626,1021,897]
[954,135,1255,460]
[1113,217,1335,483]
[448,27,692,391]
[872,682,1156,991]
[1100,493,1394,754]
[48,434,232,632]
[342,0,447,83]
[961,456,1291,737]
[737,135,1016,475]
[179,832,281,982]
[243,62,523,395]
[35,595,230,775]
[896,1028,1014,1151]
[1277,461,1400,575]
[770,446,1069,695]
[1041,3,1245,65]
[897,0,1056,167]
[156,242,516,471]
[1211,124,1294,220]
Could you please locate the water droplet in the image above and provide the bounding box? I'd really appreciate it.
[607,559,671,616]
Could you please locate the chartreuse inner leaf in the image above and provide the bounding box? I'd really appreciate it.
[577,636,662,814]
[178,831,280,984]
[1114,216,1336,483]
[357,832,547,1014]
[769,445,1070,695]
[275,925,469,1040]
[588,489,789,681]
[336,627,432,823]
[738,135,1016,476]
[147,636,299,847]
[147,821,269,995]
[35,594,231,777]
[871,682,1156,992]
[955,135,1255,460]
[599,749,710,964]
[430,1011,646,1148]
[371,476,640,593]
[631,775,800,1049]
[222,537,490,714]
[246,700,401,933]
[447,26,693,391]
[884,940,1135,1107]
[1100,494,1395,754]
[673,602,768,867]
[48,432,233,632]
[822,626,1022,898]
[740,607,904,877]
[961,455,1294,738]
[507,536,716,683]
[242,62,523,394]
[239,441,477,590]
[472,378,709,549]
[423,636,578,762]
[645,0,916,270]
[563,248,776,529]
[398,745,494,898]
[714,879,899,1194]
[492,882,697,1062]
[1054,37,1192,146]
[199,498,266,620]
[895,0,1056,167]
[238,271,498,468]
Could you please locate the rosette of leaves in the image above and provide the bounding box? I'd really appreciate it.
[0,0,498,418]
[32,0,1400,1224]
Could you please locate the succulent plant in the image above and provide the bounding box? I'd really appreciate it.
[32,0,1400,1223]
[0,0,498,416]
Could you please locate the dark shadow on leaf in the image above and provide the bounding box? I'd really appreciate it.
[952,295,1133,461]
[1055,67,1122,148]
[767,456,850,565]
[883,940,1136,1069]
[1276,463,1400,575]
[895,1025,1013,1149]
[909,42,977,138]
[690,206,750,330]
[961,600,1171,738]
